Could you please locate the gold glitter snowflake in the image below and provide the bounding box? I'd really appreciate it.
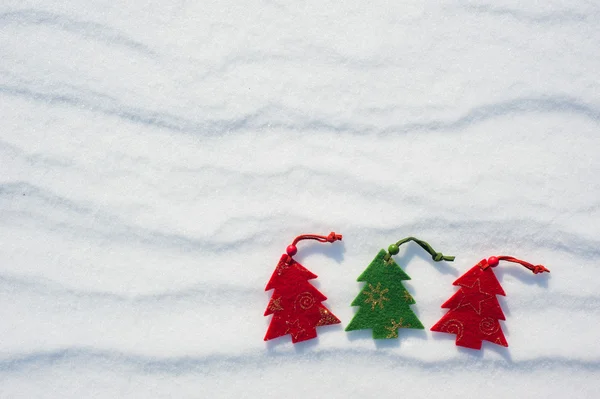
[385,318,409,338]
[363,282,390,310]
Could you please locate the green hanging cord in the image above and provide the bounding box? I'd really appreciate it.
[383,237,455,263]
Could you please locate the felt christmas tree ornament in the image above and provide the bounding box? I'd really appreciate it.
[346,237,455,339]
[431,256,550,350]
[264,232,343,343]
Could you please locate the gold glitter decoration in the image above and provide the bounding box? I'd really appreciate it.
[316,307,339,326]
[285,319,305,340]
[276,259,292,276]
[443,319,464,341]
[268,296,284,312]
[363,282,390,310]
[385,318,409,338]
[403,291,414,302]
[455,279,492,315]
[295,292,315,311]
[479,317,500,335]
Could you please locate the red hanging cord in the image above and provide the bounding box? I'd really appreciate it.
[286,232,342,257]
[480,255,550,274]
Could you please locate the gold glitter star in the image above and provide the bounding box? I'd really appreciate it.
[363,282,390,310]
[268,296,284,312]
[285,319,305,340]
[385,318,410,338]
[456,279,492,315]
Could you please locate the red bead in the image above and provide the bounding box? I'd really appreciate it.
[286,245,297,256]
[487,256,499,267]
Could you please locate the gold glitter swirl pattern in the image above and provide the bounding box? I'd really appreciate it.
[443,319,464,341]
[295,292,315,310]
[479,317,500,335]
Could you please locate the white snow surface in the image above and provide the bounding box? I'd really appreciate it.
[1,0,600,398]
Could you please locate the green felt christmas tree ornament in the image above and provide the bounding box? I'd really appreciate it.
[346,237,455,339]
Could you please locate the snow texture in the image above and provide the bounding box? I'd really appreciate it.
[1,0,599,397]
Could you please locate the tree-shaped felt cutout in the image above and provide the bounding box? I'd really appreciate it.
[431,256,549,350]
[346,238,454,339]
[346,250,423,338]
[430,264,507,349]
[264,233,342,344]
[264,254,340,343]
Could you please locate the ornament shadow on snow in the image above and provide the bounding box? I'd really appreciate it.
[396,243,459,277]
[345,237,455,340]
[292,237,346,264]
[431,256,550,350]
[264,232,343,344]
[494,264,550,288]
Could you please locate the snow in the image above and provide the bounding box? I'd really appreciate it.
[1,0,599,397]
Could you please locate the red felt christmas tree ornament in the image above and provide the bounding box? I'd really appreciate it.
[431,256,549,350]
[264,232,343,343]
